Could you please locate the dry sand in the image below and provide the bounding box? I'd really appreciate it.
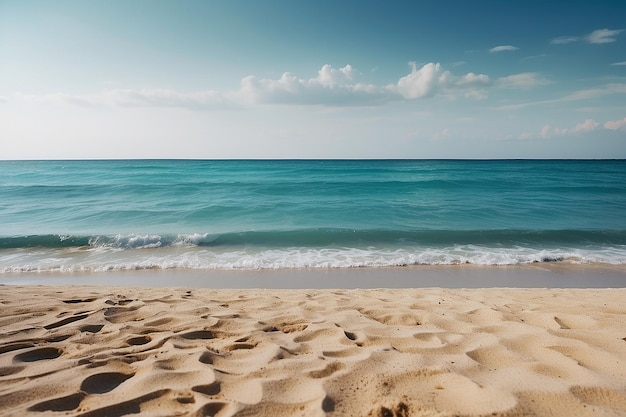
[1,284,625,416]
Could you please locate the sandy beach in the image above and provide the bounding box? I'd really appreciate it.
[1,279,625,416]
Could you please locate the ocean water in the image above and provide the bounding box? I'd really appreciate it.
[0,159,625,272]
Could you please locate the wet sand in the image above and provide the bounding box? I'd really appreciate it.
[2,263,626,289]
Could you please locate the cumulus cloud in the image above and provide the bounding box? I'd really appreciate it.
[496,72,549,89]
[239,64,392,106]
[393,62,489,100]
[489,45,519,53]
[395,62,443,99]
[241,62,490,105]
[604,116,626,130]
[551,28,623,45]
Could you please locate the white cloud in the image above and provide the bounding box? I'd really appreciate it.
[586,28,623,44]
[243,62,490,105]
[0,96,8,104]
[611,61,626,66]
[573,118,599,132]
[393,62,489,100]
[15,63,492,110]
[457,72,490,86]
[532,117,626,140]
[538,119,599,139]
[496,83,626,111]
[551,36,580,45]
[552,28,623,45]
[561,83,626,101]
[16,89,234,110]
[395,62,443,99]
[521,53,550,61]
[108,89,234,109]
[489,45,519,53]
[576,107,601,113]
[239,64,391,106]
[604,116,626,130]
[497,72,549,89]
[316,64,355,87]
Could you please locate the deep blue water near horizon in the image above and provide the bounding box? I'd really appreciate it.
[1,159,625,273]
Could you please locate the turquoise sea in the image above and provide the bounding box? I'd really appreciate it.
[0,159,625,273]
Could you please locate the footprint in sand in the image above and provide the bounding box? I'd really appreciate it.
[62,298,97,304]
[192,381,222,396]
[44,313,89,330]
[28,392,86,412]
[195,402,227,417]
[181,330,215,340]
[80,324,104,333]
[14,347,62,362]
[80,372,135,394]
[126,335,151,346]
[0,342,35,354]
[76,389,170,417]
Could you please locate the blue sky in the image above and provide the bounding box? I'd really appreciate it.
[1,0,625,159]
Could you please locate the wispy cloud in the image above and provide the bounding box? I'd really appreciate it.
[497,83,626,111]
[561,83,626,101]
[521,53,549,61]
[611,61,626,66]
[496,72,550,89]
[551,28,623,45]
[551,36,580,45]
[587,28,623,44]
[489,45,519,53]
[16,89,235,110]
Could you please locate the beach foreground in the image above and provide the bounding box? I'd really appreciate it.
[1,285,625,417]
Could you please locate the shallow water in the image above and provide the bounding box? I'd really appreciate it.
[1,159,625,272]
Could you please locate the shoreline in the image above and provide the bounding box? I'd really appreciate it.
[2,263,625,289]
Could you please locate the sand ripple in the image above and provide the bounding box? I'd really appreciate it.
[0,285,625,416]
